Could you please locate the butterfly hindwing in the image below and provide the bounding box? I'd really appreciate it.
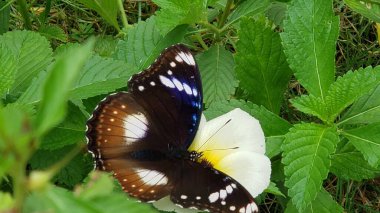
[171,161,258,213]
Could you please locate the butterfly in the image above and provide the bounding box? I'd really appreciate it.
[86,44,268,213]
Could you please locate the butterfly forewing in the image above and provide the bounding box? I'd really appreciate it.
[128,44,203,148]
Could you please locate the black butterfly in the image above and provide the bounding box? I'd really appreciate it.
[86,44,258,213]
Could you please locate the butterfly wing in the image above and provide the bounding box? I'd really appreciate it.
[170,161,258,213]
[86,44,203,202]
[128,44,203,148]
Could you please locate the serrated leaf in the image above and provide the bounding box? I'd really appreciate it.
[226,0,270,26]
[38,25,68,42]
[69,55,137,100]
[40,103,87,150]
[19,54,136,105]
[282,123,339,211]
[266,1,288,26]
[76,0,119,30]
[331,143,380,181]
[94,36,118,57]
[35,39,94,135]
[25,173,158,213]
[236,17,292,114]
[153,0,207,35]
[0,30,53,94]
[205,99,292,137]
[30,145,92,188]
[340,84,380,125]
[0,43,16,97]
[24,185,102,213]
[266,136,285,159]
[325,67,379,122]
[281,0,339,98]
[344,0,380,23]
[290,95,328,121]
[285,189,343,213]
[115,16,187,70]
[342,122,380,167]
[265,182,285,197]
[196,44,237,106]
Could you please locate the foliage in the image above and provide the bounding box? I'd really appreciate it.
[1,0,380,212]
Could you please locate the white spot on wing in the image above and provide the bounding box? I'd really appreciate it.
[230,206,236,211]
[135,169,168,185]
[180,195,187,200]
[172,78,184,91]
[208,192,219,203]
[138,85,144,91]
[124,113,148,143]
[175,55,183,62]
[167,70,173,75]
[159,75,175,88]
[170,62,176,67]
[219,189,227,200]
[226,185,233,194]
[183,83,193,95]
[251,202,258,212]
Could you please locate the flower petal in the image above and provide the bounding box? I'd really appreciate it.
[189,108,265,166]
[214,151,271,197]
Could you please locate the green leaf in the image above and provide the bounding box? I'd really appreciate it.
[266,1,288,26]
[94,36,118,57]
[153,0,207,35]
[25,172,158,213]
[266,136,285,159]
[281,0,339,98]
[331,143,380,181]
[282,123,339,212]
[76,0,119,30]
[285,189,343,213]
[0,192,14,211]
[196,44,237,106]
[38,25,68,42]
[226,0,270,26]
[35,39,94,135]
[0,30,53,95]
[114,16,187,70]
[0,104,33,157]
[290,95,328,121]
[39,104,87,150]
[25,185,101,213]
[0,43,16,97]
[0,0,10,34]
[265,182,285,197]
[30,145,92,188]
[205,99,292,137]
[325,67,379,122]
[342,123,380,167]
[69,55,137,100]
[344,0,380,23]
[236,17,292,114]
[340,84,380,125]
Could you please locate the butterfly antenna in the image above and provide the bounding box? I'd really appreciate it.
[196,118,232,152]
[202,146,239,152]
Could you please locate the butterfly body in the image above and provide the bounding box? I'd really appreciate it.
[86,44,259,212]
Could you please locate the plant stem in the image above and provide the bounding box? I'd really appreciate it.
[118,0,129,31]
[12,161,27,213]
[138,1,142,22]
[217,0,233,29]
[195,33,208,50]
[17,0,31,30]
[41,0,52,25]
[376,23,380,45]
[48,143,85,176]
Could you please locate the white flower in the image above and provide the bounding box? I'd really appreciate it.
[154,108,272,212]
